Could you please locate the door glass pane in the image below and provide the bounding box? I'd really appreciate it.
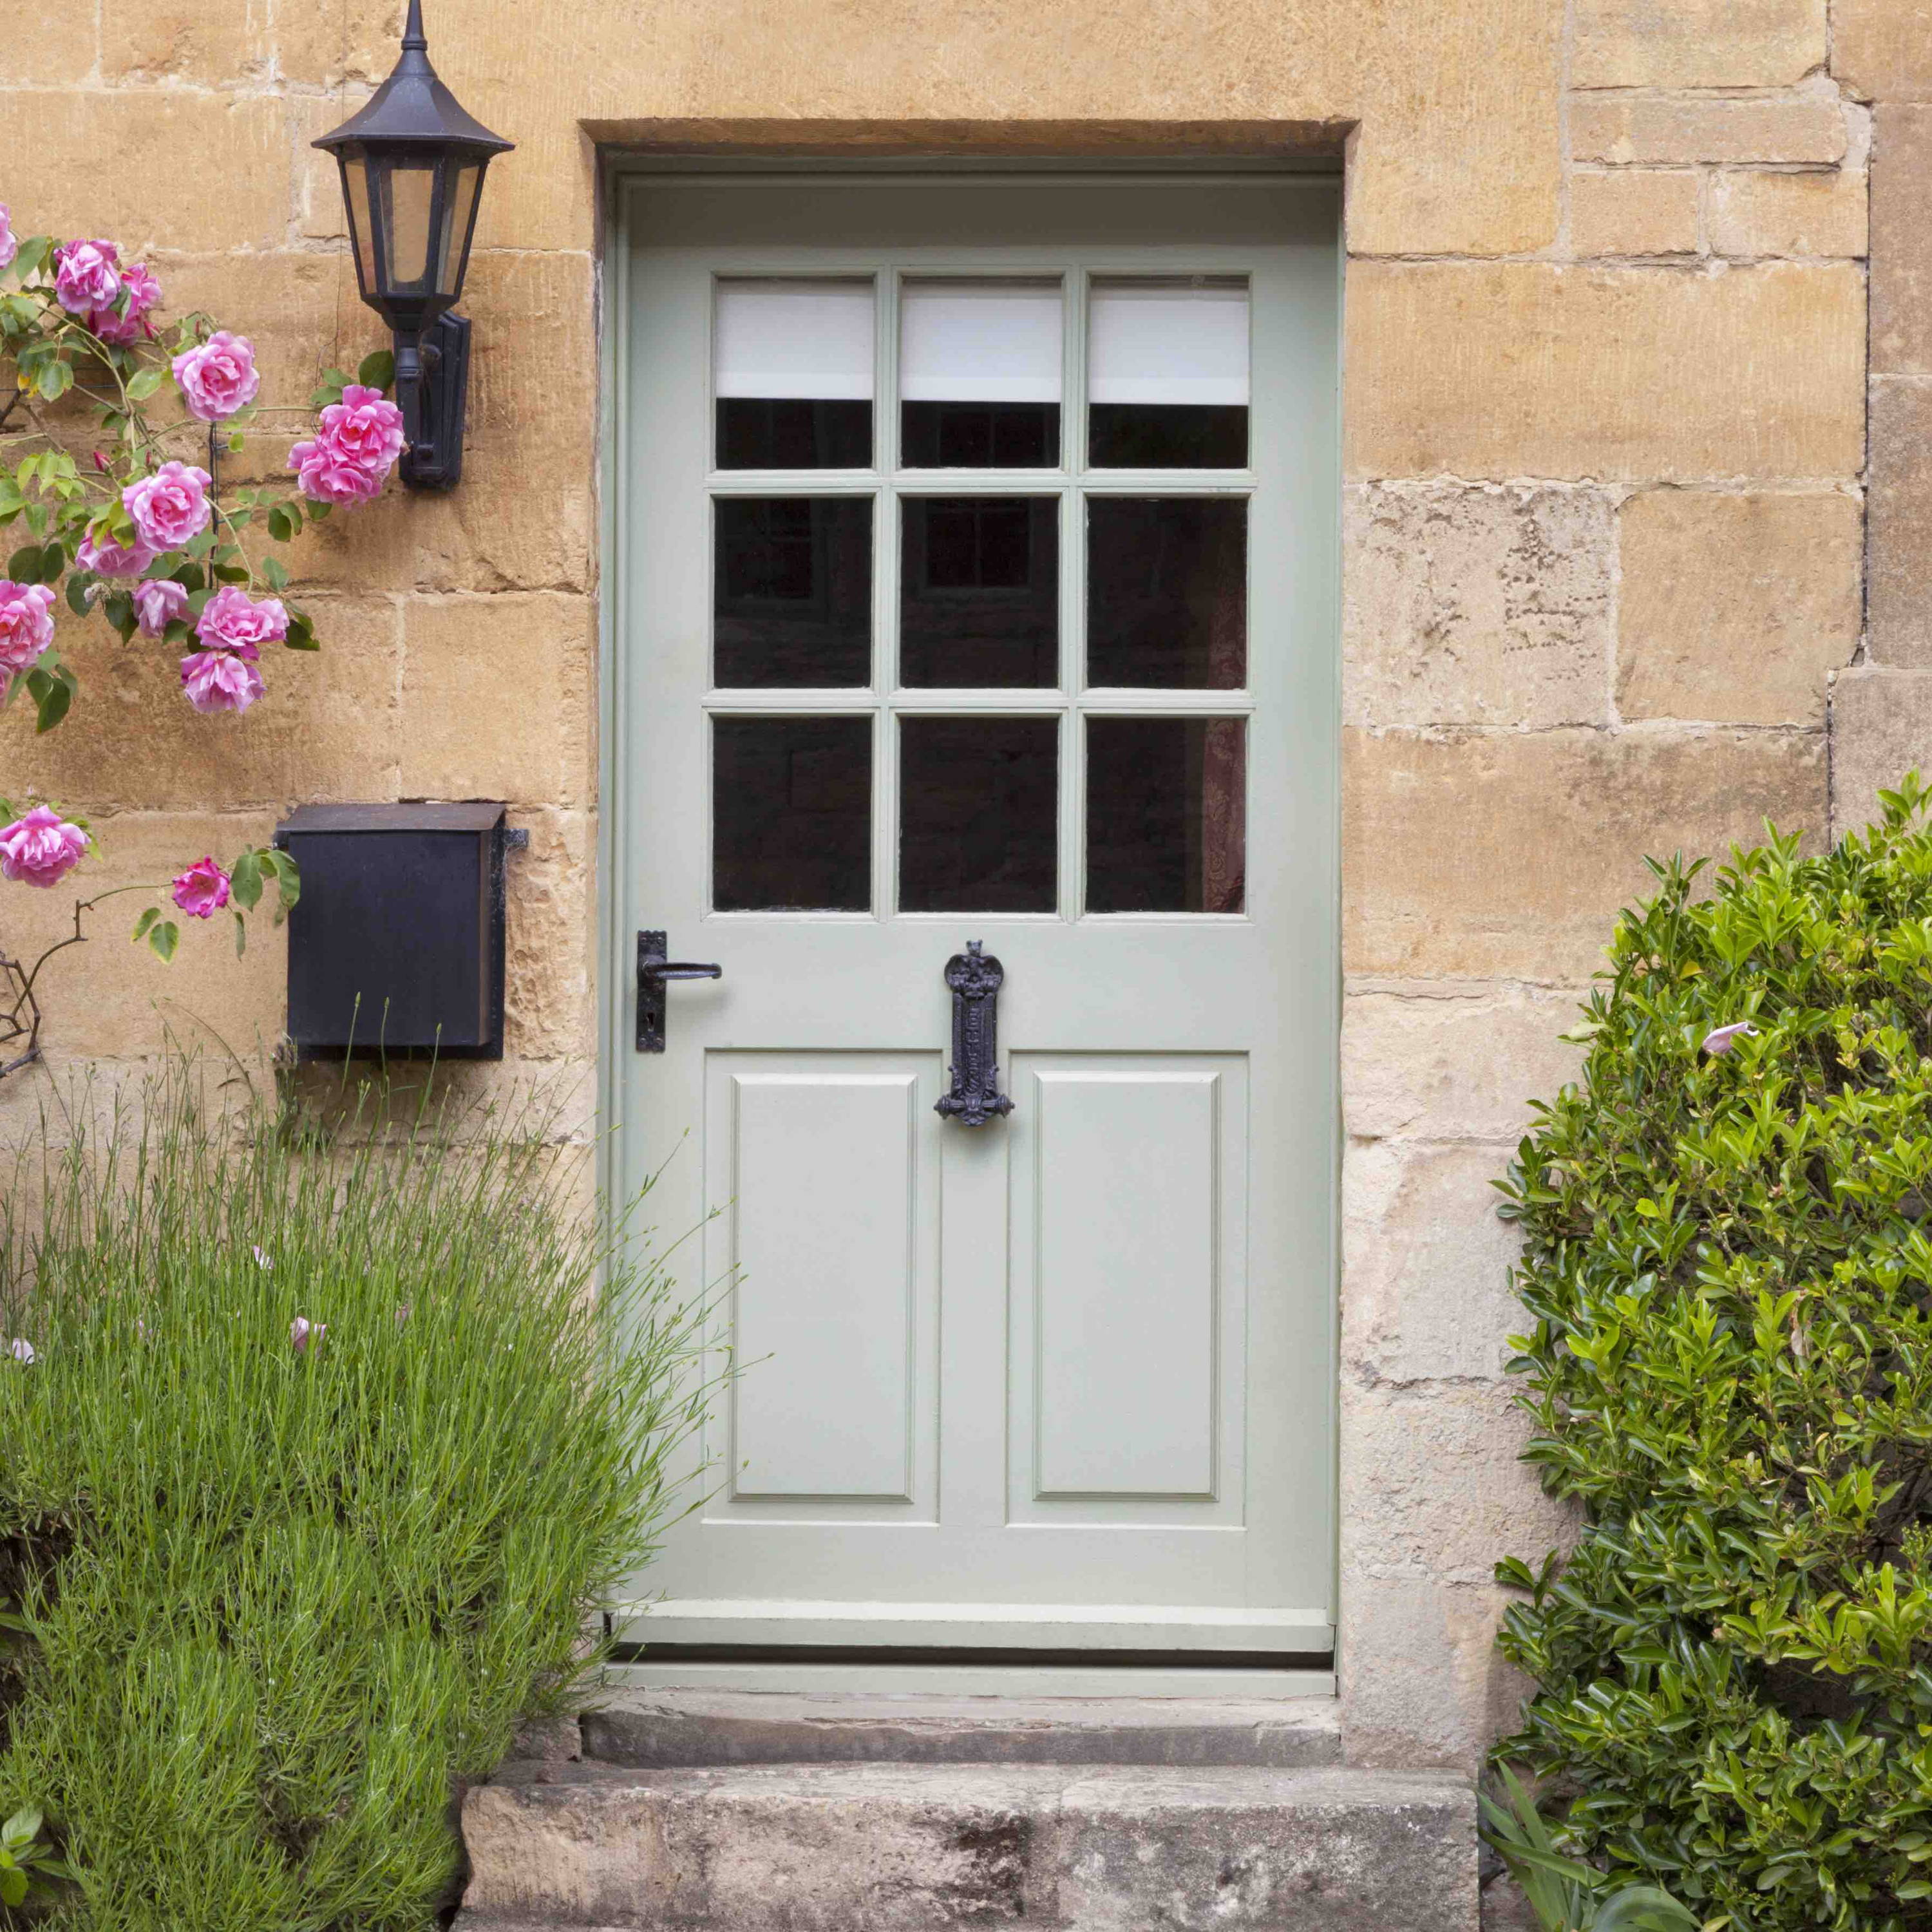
[714,498,871,687]
[1086,498,1247,688]
[900,497,1058,688]
[1086,717,1245,913]
[715,279,874,469]
[900,716,1057,913]
[714,715,872,911]
[1088,278,1249,469]
[900,279,1061,468]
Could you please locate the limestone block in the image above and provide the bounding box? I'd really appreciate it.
[1343,1140,1527,1388]
[1570,95,1847,166]
[1344,484,1613,730]
[1,597,402,813]
[1873,107,1932,375]
[1710,167,1868,259]
[101,0,271,82]
[1341,985,1587,1143]
[1833,0,1932,102]
[1828,667,1932,835]
[294,93,359,244]
[1573,0,1825,86]
[1868,377,1932,666]
[1615,490,1861,723]
[5,6,98,84]
[398,592,595,808]
[504,810,595,1062]
[1347,261,1864,484]
[274,0,404,85]
[1568,169,1700,256]
[1344,725,1827,980]
[0,93,291,254]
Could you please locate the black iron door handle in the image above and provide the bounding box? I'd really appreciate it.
[936,941,1014,1124]
[636,929,722,1052]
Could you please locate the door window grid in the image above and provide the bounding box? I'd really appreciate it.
[704,267,1256,920]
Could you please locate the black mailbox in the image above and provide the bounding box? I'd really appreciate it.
[275,802,507,1058]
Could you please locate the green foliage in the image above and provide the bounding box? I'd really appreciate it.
[1496,774,1932,1931]
[0,1803,73,1911]
[0,1061,714,1931]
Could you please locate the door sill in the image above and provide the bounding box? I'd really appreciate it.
[602,1658,1336,1698]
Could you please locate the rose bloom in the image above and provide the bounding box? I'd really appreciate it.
[195,585,288,652]
[133,578,191,638]
[289,437,386,506]
[53,238,120,317]
[0,580,55,677]
[170,856,231,918]
[75,527,158,578]
[90,261,160,346]
[123,460,212,552]
[289,383,406,505]
[0,804,89,889]
[0,206,16,272]
[173,330,259,422]
[180,643,264,714]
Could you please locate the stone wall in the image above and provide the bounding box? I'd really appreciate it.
[0,0,1888,1781]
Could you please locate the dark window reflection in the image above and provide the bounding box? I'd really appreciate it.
[714,498,872,688]
[902,401,1058,468]
[714,715,871,911]
[1087,498,1247,688]
[716,399,872,469]
[1088,403,1247,469]
[900,497,1058,688]
[900,716,1057,913]
[1086,717,1245,914]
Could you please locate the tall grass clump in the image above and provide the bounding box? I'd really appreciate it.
[0,1059,710,1931]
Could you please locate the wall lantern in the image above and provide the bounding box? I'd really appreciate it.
[312,0,513,491]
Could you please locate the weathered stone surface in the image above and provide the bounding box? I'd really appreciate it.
[1829,667,1932,835]
[1874,108,1932,374]
[6,8,97,84]
[1345,726,1827,980]
[1570,94,1847,166]
[275,0,404,84]
[459,1761,1478,1930]
[1343,1140,1526,1387]
[1833,0,1932,102]
[1569,168,1700,256]
[1345,484,1613,729]
[1573,0,1824,86]
[1712,167,1868,259]
[1347,261,1864,482]
[1868,378,1932,665]
[504,811,594,1061]
[101,0,270,82]
[1615,489,1861,723]
[583,1689,1342,1770]
[512,1714,585,1764]
[1341,985,1587,1142]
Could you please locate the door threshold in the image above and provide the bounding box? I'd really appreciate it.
[602,1658,1336,1699]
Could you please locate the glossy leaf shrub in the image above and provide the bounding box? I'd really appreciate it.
[1497,775,1932,1932]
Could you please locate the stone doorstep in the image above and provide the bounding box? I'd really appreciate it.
[579,1687,1344,1769]
[454,1760,1478,1932]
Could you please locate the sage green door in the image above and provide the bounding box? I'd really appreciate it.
[611,173,1338,1656]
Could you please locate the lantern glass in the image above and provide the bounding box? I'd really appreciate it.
[437,162,483,297]
[341,158,377,298]
[383,160,438,289]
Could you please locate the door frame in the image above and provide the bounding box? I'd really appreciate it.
[594,156,1344,1698]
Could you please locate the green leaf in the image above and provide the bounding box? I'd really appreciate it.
[265,845,301,913]
[356,347,397,394]
[8,542,43,583]
[261,555,289,592]
[233,909,247,958]
[267,504,295,544]
[1,1807,41,1850]
[125,367,165,401]
[131,906,160,943]
[147,920,179,964]
[102,591,135,643]
[308,368,350,408]
[211,564,251,585]
[0,1866,26,1909]
[229,849,264,913]
[35,356,72,402]
[283,611,317,652]
[12,235,52,279]
[176,563,205,596]
[33,671,73,732]
[64,573,92,616]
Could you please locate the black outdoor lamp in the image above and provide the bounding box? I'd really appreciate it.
[313,0,512,491]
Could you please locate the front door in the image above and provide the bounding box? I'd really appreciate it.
[612,173,1339,1660]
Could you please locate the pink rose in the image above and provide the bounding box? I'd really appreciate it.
[132,578,191,638]
[123,460,212,552]
[53,238,120,317]
[90,261,160,346]
[180,644,263,714]
[0,804,89,889]
[289,438,386,506]
[0,207,16,272]
[0,580,56,676]
[170,856,231,918]
[289,383,406,505]
[172,330,259,422]
[75,528,158,578]
[195,585,287,652]
[290,1315,327,1354]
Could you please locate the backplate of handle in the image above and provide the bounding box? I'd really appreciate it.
[636,929,723,1052]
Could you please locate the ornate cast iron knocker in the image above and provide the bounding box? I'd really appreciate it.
[936,941,1014,1126]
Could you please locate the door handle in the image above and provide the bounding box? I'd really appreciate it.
[636,929,723,1052]
[936,940,1014,1125]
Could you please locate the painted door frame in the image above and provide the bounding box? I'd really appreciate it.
[595,157,1344,1698]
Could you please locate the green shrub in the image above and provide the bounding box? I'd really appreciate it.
[0,1062,710,1932]
[1497,776,1932,1932]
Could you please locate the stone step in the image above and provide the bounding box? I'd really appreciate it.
[455,1759,1477,1931]
[581,1686,1343,1769]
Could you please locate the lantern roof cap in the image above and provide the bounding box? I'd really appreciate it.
[312,0,513,157]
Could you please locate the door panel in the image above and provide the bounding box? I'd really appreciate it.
[612,174,1340,1654]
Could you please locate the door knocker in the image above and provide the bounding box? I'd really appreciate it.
[936,941,1014,1125]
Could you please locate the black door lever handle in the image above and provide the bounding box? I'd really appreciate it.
[636,930,722,1052]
